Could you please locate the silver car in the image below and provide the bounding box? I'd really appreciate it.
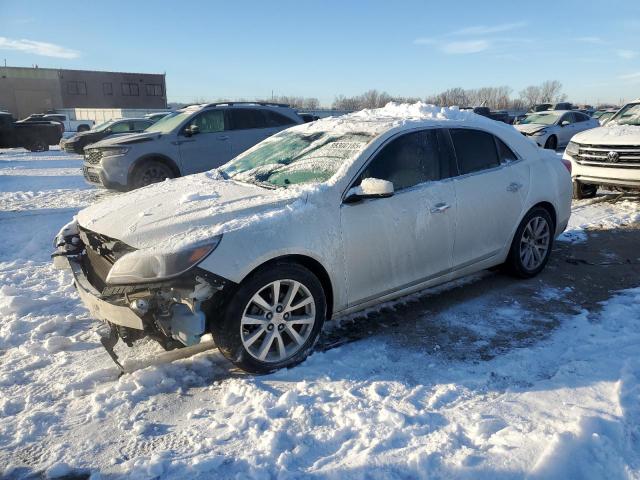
[82,102,303,190]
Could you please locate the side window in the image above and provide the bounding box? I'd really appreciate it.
[189,110,225,133]
[263,110,296,127]
[133,121,151,131]
[574,113,588,123]
[110,122,131,133]
[358,129,454,191]
[496,137,518,163]
[449,129,500,175]
[229,109,268,130]
[560,113,575,124]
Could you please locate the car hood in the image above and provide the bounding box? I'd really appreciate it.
[571,124,640,146]
[89,131,161,148]
[76,171,303,250]
[514,123,549,134]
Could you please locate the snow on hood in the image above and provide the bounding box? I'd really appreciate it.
[572,124,640,145]
[77,171,306,251]
[514,123,548,134]
[88,131,160,148]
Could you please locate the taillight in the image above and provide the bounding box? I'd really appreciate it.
[561,158,572,174]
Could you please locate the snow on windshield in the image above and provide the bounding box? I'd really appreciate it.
[220,130,375,188]
[520,112,561,125]
[610,103,640,126]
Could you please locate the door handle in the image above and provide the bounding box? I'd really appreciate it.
[430,202,451,213]
[218,135,229,141]
[507,182,523,192]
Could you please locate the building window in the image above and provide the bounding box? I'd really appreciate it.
[121,82,139,96]
[103,82,113,96]
[145,84,163,96]
[67,81,87,95]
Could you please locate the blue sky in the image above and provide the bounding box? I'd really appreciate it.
[1,0,639,106]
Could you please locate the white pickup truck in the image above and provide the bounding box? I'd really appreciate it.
[24,113,94,133]
[564,99,640,198]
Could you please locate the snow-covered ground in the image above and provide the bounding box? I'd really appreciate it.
[1,147,639,479]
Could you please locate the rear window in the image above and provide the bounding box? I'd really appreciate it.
[263,110,296,127]
[450,129,500,175]
[228,109,268,130]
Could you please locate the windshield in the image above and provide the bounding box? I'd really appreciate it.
[145,111,192,133]
[609,103,640,126]
[520,112,561,125]
[220,129,376,188]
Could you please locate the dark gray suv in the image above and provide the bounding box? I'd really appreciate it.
[82,102,303,190]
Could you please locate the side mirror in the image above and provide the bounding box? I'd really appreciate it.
[184,125,200,137]
[344,178,394,203]
[560,120,570,127]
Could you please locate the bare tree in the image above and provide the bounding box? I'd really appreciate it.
[519,86,542,107]
[539,80,566,103]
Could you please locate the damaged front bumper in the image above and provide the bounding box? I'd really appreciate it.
[52,227,232,350]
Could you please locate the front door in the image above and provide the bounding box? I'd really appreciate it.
[340,128,457,306]
[178,109,232,174]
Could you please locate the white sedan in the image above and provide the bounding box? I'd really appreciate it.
[514,110,599,150]
[53,104,572,373]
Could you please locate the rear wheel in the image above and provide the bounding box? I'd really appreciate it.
[212,263,326,373]
[131,160,174,189]
[27,139,48,152]
[544,135,557,150]
[572,180,598,199]
[505,207,554,278]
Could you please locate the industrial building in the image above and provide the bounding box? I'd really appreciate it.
[0,66,167,119]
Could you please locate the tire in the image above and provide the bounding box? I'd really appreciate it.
[544,135,557,150]
[77,124,90,132]
[572,180,598,199]
[505,207,555,279]
[27,139,48,152]
[131,160,175,189]
[211,262,326,373]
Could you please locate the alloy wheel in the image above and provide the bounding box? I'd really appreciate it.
[240,279,316,363]
[519,216,550,271]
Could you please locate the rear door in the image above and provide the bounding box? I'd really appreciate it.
[340,128,458,306]
[448,128,529,269]
[177,109,232,174]
[226,108,296,158]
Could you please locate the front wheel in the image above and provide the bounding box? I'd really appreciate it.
[131,160,174,189]
[572,181,598,199]
[27,139,48,152]
[505,207,554,278]
[544,135,557,150]
[212,263,326,373]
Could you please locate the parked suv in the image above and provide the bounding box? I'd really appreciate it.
[564,98,640,198]
[82,102,304,190]
[61,118,153,154]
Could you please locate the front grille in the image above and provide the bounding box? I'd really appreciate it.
[576,144,640,168]
[82,166,101,184]
[85,149,103,165]
[79,228,135,292]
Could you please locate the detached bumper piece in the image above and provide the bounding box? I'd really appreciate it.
[52,228,232,372]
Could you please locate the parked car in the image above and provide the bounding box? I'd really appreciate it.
[528,104,553,113]
[552,102,573,111]
[298,112,320,123]
[514,110,599,149]
[464,107,511,124]
[0,111,62,151]
[81,102,304,190]
[61,118,153,154]
[53,106,572,373]
[564,98,640,199]
[144,112,173,123]
[22,113,93,133]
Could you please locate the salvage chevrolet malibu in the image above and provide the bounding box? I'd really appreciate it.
[52,103,572,373]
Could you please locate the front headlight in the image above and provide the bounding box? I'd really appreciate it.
[566,141,580,157]
[532,129,548,136]
[101,146,130,157]
[105,235,222,285]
